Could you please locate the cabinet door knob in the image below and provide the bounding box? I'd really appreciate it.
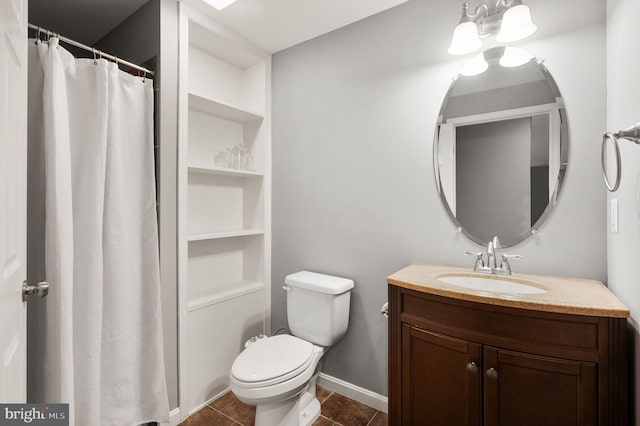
[486,367,498,379]
[466,362,478,373]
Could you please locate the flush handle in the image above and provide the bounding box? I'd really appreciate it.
[466,362,478,374]
[486,367,499,379]
[282,284,292,292]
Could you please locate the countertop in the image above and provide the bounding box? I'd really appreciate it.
[387,263,630,318]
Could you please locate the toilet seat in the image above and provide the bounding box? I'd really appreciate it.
[231,335,314,388]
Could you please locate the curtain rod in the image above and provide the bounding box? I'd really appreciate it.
[28,23,155,77]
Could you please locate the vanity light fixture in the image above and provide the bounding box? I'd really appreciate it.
[448,0,537,56]
[203,0,238,10]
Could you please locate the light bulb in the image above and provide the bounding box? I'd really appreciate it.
[448,21,482,56]
[496,4,537,42]
[459,52,489,76]
[499,46,534,67]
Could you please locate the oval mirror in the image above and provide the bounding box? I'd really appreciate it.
[434,47,568,247]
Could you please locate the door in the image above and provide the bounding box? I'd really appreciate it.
[0,0,28,403]
[483,347,597,426]
[401,324,482,425]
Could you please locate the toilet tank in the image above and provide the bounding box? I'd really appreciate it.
[284,271,354,347]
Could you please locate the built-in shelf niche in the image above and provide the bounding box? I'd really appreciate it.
[187,172,264,235]
[179,3,270,418]
[188,105,265,175]
[188,24,266,117]
[187,236,264,306]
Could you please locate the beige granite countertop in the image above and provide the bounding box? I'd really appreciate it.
[388,263,630,318]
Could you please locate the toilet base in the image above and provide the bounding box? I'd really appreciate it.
[253,388,320,426]
[298,391,321,426]
[252,372,324,426]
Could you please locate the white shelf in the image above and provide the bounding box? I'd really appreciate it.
[179,5,270,414]
[188,165,263,178]
[188,229,264,241]
[188,92,264,123]
[188,280,264,312]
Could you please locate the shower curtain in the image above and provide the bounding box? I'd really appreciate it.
[27,37,169,426]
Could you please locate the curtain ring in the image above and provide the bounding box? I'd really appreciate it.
[601,132,621,192]
[36,26,41,43]
[93,48,98,65]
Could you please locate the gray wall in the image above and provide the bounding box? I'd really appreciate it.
[606,0,640,423]
[272,0,606,396]
[95,1,159,67]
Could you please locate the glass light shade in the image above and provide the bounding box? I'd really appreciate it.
[499,46,534,67]
[496,4,537,42]
[448,21,483,55]
[203,0,238,10]
[459,52,489,76]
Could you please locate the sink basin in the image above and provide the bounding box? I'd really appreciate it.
[437,274,547,295]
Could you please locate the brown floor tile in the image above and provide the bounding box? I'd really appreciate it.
[220,398,256,426]
[209,391,237,411]
[178,406,238,426]
[312,415,338,426]
[316,385,333,403]
[367,411,388,426]
[321,393,377,426]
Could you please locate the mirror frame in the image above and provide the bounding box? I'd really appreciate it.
[433,52,569,248]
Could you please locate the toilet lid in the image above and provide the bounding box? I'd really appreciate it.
[231,335,314,384]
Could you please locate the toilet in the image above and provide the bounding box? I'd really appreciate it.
[230,271,354,426]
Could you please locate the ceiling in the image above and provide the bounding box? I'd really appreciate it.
[29,0,411,52]
[188,0,411,53]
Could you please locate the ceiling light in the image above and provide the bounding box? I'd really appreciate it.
[448,0,537,56]
[203,0,238,10]
[499,46,534,67]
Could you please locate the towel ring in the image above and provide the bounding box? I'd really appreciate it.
[601,132,621,192]
[601,123,640,192]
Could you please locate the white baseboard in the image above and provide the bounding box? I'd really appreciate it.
[318,373,388,413]
[188,387,231,417]
[168,408,181,426]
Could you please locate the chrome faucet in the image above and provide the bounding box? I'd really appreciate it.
[465,236,521,275]
[486,237,497,270]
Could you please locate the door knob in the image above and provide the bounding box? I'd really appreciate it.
[22,280,49,301]
[466,362,478,373]
[486,367,498,379]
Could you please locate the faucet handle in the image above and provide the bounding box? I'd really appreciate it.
[499,253,521,273]
[465,251,485,269]
[465,250,483,259]
[501,253,522,261]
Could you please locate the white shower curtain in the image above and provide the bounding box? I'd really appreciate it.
[27,38,169,426]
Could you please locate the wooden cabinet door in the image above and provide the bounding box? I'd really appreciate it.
[401,324,482,425]
[483,346,597,426]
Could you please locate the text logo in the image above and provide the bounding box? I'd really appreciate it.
[0,404,68,425]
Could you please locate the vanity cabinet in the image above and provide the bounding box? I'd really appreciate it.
[389,285,628,426]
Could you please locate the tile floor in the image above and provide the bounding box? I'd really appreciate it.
[179,386,388,426]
